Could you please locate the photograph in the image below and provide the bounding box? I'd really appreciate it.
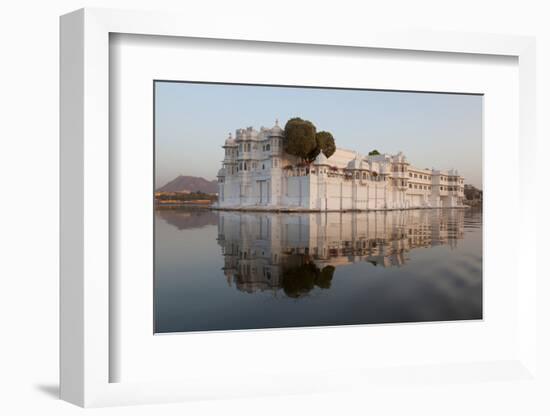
[154,81,483,333]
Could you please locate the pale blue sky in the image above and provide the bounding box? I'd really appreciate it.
[155,82,482,188]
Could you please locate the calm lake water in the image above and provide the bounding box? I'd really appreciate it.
[154,208,482,333]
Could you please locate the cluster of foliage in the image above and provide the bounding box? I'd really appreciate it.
[155,191,218,202]
[283,117,336,164]
[368,149,381,156]
[280,259,336,298]
[463,185,482,201]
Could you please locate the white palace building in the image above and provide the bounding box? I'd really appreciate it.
[216,121,465,211]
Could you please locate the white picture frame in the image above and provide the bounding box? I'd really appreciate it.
[60,7,538,407]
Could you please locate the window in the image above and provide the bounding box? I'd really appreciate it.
[262,164,265,170]
[409,183,412,188]
[266,144,271,151]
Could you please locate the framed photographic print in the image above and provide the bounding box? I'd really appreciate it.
[153,80,483,334]
[60,8,539,408]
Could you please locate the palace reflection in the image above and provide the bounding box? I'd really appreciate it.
[217,210,465,298]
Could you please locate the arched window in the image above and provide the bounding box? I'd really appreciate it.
[266,144,271,151]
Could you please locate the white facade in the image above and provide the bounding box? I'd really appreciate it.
[216,121,465,211]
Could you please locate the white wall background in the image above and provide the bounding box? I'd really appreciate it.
[0,0,548,415]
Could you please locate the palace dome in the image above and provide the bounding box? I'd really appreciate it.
[270,119,284,137]
[224,133,236,146]
[314,152,328,165]
[217,168,226,177]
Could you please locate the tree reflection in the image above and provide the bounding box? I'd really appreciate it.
[281,257,335,298]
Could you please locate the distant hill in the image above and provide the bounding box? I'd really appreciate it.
[157,175,218,194]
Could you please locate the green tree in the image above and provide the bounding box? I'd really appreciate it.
[283,118,318,163]
[284,118,337,164]
[368,149,381,156]
[316,131,336,158]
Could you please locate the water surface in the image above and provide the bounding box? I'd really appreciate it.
[154,208,482,333]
